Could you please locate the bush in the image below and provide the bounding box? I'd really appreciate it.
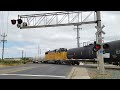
[0,58,32,65]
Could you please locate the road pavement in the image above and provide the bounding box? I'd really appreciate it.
[0,63,73,79]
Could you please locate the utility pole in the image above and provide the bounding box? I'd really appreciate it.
[22,50,26,64]
[22,50,24,60]
[1,33,7,60]
[74,25,82,48]
[39,48,41,60]
[96,11,105,74]
[38,44,40,59]
[24,51,26,58]
[77,25,80,48]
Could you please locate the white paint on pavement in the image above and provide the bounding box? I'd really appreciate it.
[0,74,66,78]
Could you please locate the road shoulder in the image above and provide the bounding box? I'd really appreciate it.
[67,67,90,79]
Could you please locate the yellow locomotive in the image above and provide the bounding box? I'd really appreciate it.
[43,48,79,65]
[44,48,68,64]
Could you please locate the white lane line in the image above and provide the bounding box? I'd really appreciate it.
[0,74,66,78]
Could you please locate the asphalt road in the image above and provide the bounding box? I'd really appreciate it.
[0,63,73,79]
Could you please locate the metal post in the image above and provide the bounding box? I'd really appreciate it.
[40,48,41,60]
[1,33,7,60]
[2,37,5,60]
[22,50,23,60]
[77,25,80,48]
[24,51,26,64]
[38,44,40,60]
[96,32,99,70]
[96,11,105,74]
[74,25,80,48]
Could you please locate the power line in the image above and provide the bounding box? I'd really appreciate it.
[0,11,3,35]
[1,33,7,60]
[6,11,9,35]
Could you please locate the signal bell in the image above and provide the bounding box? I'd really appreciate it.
[23,22,27,27]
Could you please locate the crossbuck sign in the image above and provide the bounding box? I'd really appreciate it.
[95,25,105,35]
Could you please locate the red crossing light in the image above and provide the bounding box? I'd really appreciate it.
[103,44,109,49]
[93,44,101,52]
[95,44,101,49]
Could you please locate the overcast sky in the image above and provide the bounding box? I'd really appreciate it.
[0,11,120,58]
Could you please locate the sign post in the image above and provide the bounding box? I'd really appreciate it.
[95,11,105,74]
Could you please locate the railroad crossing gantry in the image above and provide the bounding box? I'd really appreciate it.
[12,11,96,29]
[11,11,105,74]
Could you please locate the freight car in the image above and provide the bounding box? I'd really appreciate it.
[40,40,120,66]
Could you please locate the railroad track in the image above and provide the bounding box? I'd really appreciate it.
[77,64,120,70]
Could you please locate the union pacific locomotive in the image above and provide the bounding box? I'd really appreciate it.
[40,40,120,65]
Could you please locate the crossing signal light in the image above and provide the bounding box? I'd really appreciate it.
[11,19,23,25]
[93,44,101,52]
[11,19,16,25]
[103,44,109,49]
[93,41,110,52]
[17,19,23,24]
[95,44,101,49]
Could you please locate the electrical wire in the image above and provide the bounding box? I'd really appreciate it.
[0,11,1,36]
[6,11,9,35]
[2,11,4,35]
[0,11,3,35]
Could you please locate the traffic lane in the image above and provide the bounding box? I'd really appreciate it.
[9,64,73,77]
[0,64,73,79]
[0,64,53,74]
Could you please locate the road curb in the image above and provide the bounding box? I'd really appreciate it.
[66,67,90,79]
[66,67,76,79]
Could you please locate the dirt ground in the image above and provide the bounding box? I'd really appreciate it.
[0,65,9,68]
[0,64,23,68]
[86,68,120,79]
